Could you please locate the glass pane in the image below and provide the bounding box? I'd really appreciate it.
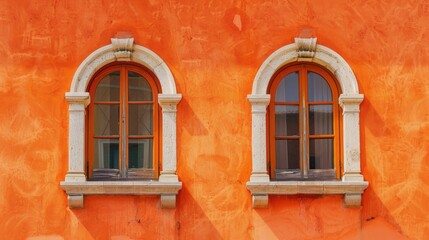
[94,71,120,102]
[129,104,153,135]
[275,72,299,102]
[309,139,334,169]
[128,71,153,101]
[93,139,119,169]
[309,105,333,135]
[275,105,299,136]
[94,104,119,136]
[308,72,332,102]
[275,140,300,169]
[128,139,153,169]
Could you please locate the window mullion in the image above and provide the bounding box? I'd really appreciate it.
[120,67,128,178]
[301,68,309,178]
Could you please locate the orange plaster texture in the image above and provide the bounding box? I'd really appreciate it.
[0,0,427,239]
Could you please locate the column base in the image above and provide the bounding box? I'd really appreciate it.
[249,173,270,182]
[159,173,179,182]
[342,173,364,182]
[64,173,86,182]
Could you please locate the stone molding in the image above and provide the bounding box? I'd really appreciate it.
[61,36,182,208]
[158,94,182,113]
[247,181,368,208]
[248,37,368,208]
[339,94,364,113]
[60,181,182,208]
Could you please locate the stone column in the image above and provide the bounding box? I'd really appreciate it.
[248,94,271,182]
[65,92,90,183]
[339,94,364,182]
[158,94,182,183]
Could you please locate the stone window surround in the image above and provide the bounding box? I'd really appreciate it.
[247,37,368,208]
[60,37,182,209]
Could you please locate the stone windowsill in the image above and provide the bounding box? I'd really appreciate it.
[247,180,368,195]
[60,180,182,195]
[246,180,368,208]
[60,180,182,208]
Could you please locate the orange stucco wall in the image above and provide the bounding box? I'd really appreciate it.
[0,0,428,239]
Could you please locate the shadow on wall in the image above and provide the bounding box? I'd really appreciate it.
[252,195,361,239]
[360,188,408,240]
[176,152,253,239]
[68,190,224,239]
[176,187,223,239]
[252,195,407,239]
[361,96,429,239]
[178,97,209,136]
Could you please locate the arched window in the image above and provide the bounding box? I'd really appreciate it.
[88,64,160,180]
[61,37,182,209]
[247,37,368,208]
[268,64,341,180]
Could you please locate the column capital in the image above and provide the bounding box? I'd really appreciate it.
[248,94,270,105]
[158,94,182,112]
[158,93,182,105]
[339,94,364,104]
[248,94,270,113]
[65,92,90,107]
[339,94,363,114]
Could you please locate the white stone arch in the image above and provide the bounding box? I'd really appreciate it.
[247,37,368,208]
[69,39,178,94]
[61,37,182,209]
[251,43,359,95]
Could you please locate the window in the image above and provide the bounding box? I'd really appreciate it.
[61,37,182,208]
[88,64,160,180]
[268,64,340,180]
[246,37,368,208]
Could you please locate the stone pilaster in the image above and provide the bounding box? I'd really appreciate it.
[65,92,90,183]
[158,94,182,183]
[248,94,271,183]
[339,94,364,182]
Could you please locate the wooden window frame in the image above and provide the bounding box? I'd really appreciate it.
[87,63,161,180]
[268,63,342,180]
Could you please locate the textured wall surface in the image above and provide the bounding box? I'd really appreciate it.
[0,0,428,239]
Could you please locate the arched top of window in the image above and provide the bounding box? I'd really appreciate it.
[268,63,340,99]
[88,63,161,100]
[251,38,359,96]
[69,38,178,94]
